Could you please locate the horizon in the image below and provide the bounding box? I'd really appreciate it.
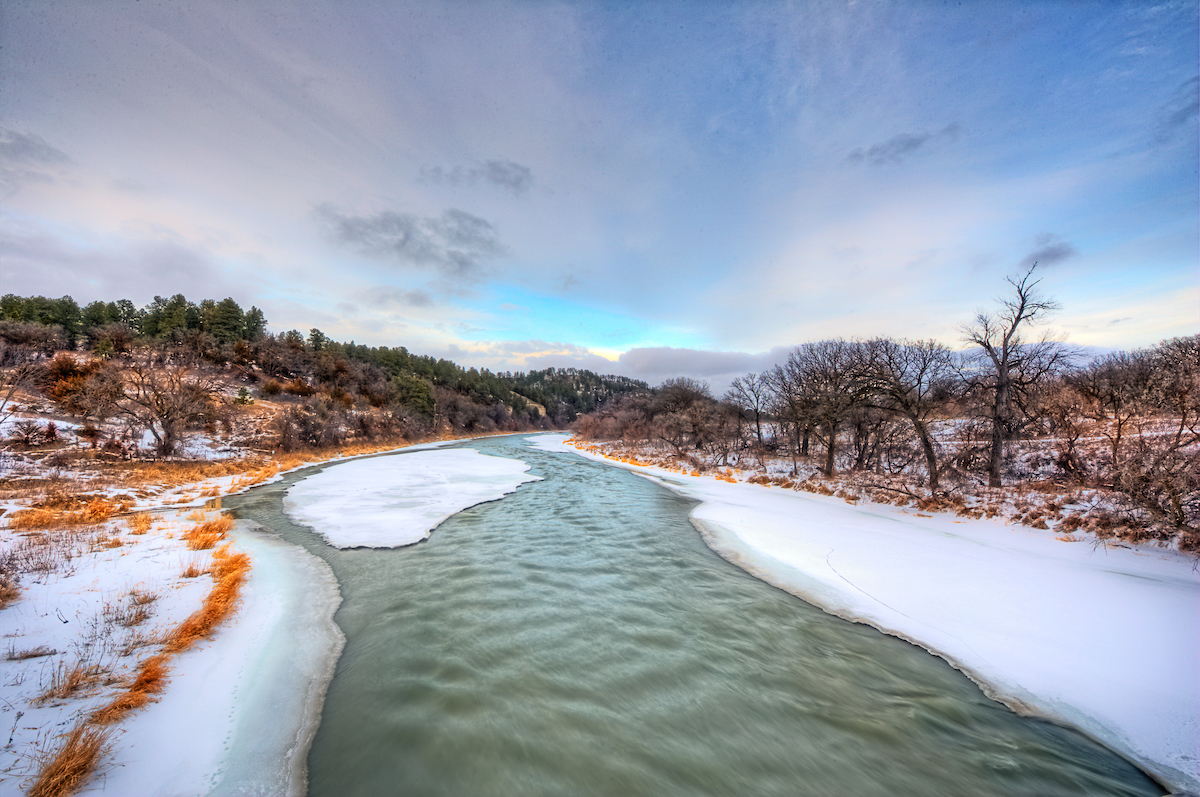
[2,0,1196,392]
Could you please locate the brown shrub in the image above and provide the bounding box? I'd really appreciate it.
[0,573,19,608]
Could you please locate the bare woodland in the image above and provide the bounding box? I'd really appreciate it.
[573,269,1200,552]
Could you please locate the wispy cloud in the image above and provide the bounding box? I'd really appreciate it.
[847,124,961,166]
[0,128,73,194]
[1155,75,1199,144]
[317,204,506,279]
[361,286,434,309]
[418,159,534,195]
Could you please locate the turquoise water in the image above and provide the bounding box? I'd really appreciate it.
[228,435,1162,796]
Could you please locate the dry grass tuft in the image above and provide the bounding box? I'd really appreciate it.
[128,589,157,606]
[0,572,19,608]
[9,507,67,531]
[182,514,235,551]
[117,629,166,657]
[126,513,152,535]
[6,643,58,660]
[34,660,102,705]
[26,721,114,797]
[180,560,208,578]
[165,543,250,654]
[90,653,170,724]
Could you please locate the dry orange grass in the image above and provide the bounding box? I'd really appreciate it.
[182,514,234,551]
[180,560,208,578]
[26,721,114,797]
[126,513,152,535]
[90,653,170,725]
[0,574,19,608]
[164,543,250,654]
[9,497,123,531]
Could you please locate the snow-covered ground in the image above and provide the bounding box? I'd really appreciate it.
[530,434,1200,793]
[0,510,341,796]
[85,521,342,797]
[285,448,541,548]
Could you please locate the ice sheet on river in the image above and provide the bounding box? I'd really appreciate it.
[285,448,541,548]
[531,434,1200,793]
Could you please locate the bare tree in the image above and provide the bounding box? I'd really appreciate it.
[773,340,869,477]
[862,338,956,493]
[1109,336,1200,548]
[725,372,771,446]
[1071,351,1153,466]
[960,265,1071,487]
[0,362,37,428]
[116,357,221,457]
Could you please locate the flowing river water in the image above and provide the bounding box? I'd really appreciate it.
[227,435,1163,796]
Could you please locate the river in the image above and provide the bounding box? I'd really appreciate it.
[227,435,1162,796]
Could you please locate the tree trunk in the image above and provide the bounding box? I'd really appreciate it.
[910,414,940,493]
[823,421,838,477]
[989,367,1010,488]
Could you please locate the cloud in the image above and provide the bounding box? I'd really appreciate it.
[1155,75,1199,144]
[0,128,73,195]
[418,159,534,195]
[361,286,434,309]
[847,124,961,166]
[1020,234,1077,268]
[318,204,505,278]
[613,346,793,394]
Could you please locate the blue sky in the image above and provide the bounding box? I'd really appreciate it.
[1,0,1196,389]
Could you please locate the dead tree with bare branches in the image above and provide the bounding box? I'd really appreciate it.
[960,265,1071,488]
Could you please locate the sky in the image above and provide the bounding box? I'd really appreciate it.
[1,0,1196,392]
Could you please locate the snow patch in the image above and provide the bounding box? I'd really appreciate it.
[285,448,541,548]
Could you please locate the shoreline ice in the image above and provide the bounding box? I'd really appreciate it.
[530,434,1200,793]
[81,520,344,797]
[284,448,542,549]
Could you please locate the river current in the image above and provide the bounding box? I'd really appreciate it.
[227,435,1162,796]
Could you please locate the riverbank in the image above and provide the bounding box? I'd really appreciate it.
[0,434,504,795]
[535,435,1200,793]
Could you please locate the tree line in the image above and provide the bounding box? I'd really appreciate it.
[572,269,1198,550]
[1,292,650,455]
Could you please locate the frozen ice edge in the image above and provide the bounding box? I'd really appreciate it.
[86,520,344,797]
[529,434,1200,795]
[283,448,542,550]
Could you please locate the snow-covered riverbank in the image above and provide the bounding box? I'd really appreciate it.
[85,521,342,797]
[532,434,1200,793]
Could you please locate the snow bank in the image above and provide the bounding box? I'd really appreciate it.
[87,521,343,797]
[285,448,541,548]
[537,435,1200,792]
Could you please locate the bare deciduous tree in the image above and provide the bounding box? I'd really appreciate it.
[960,265,1071,487]
[773,340,869,477]
[1072,351,1153,466]
[116,357,221,457]
[862,338,956,493]
[725,372,771,446]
